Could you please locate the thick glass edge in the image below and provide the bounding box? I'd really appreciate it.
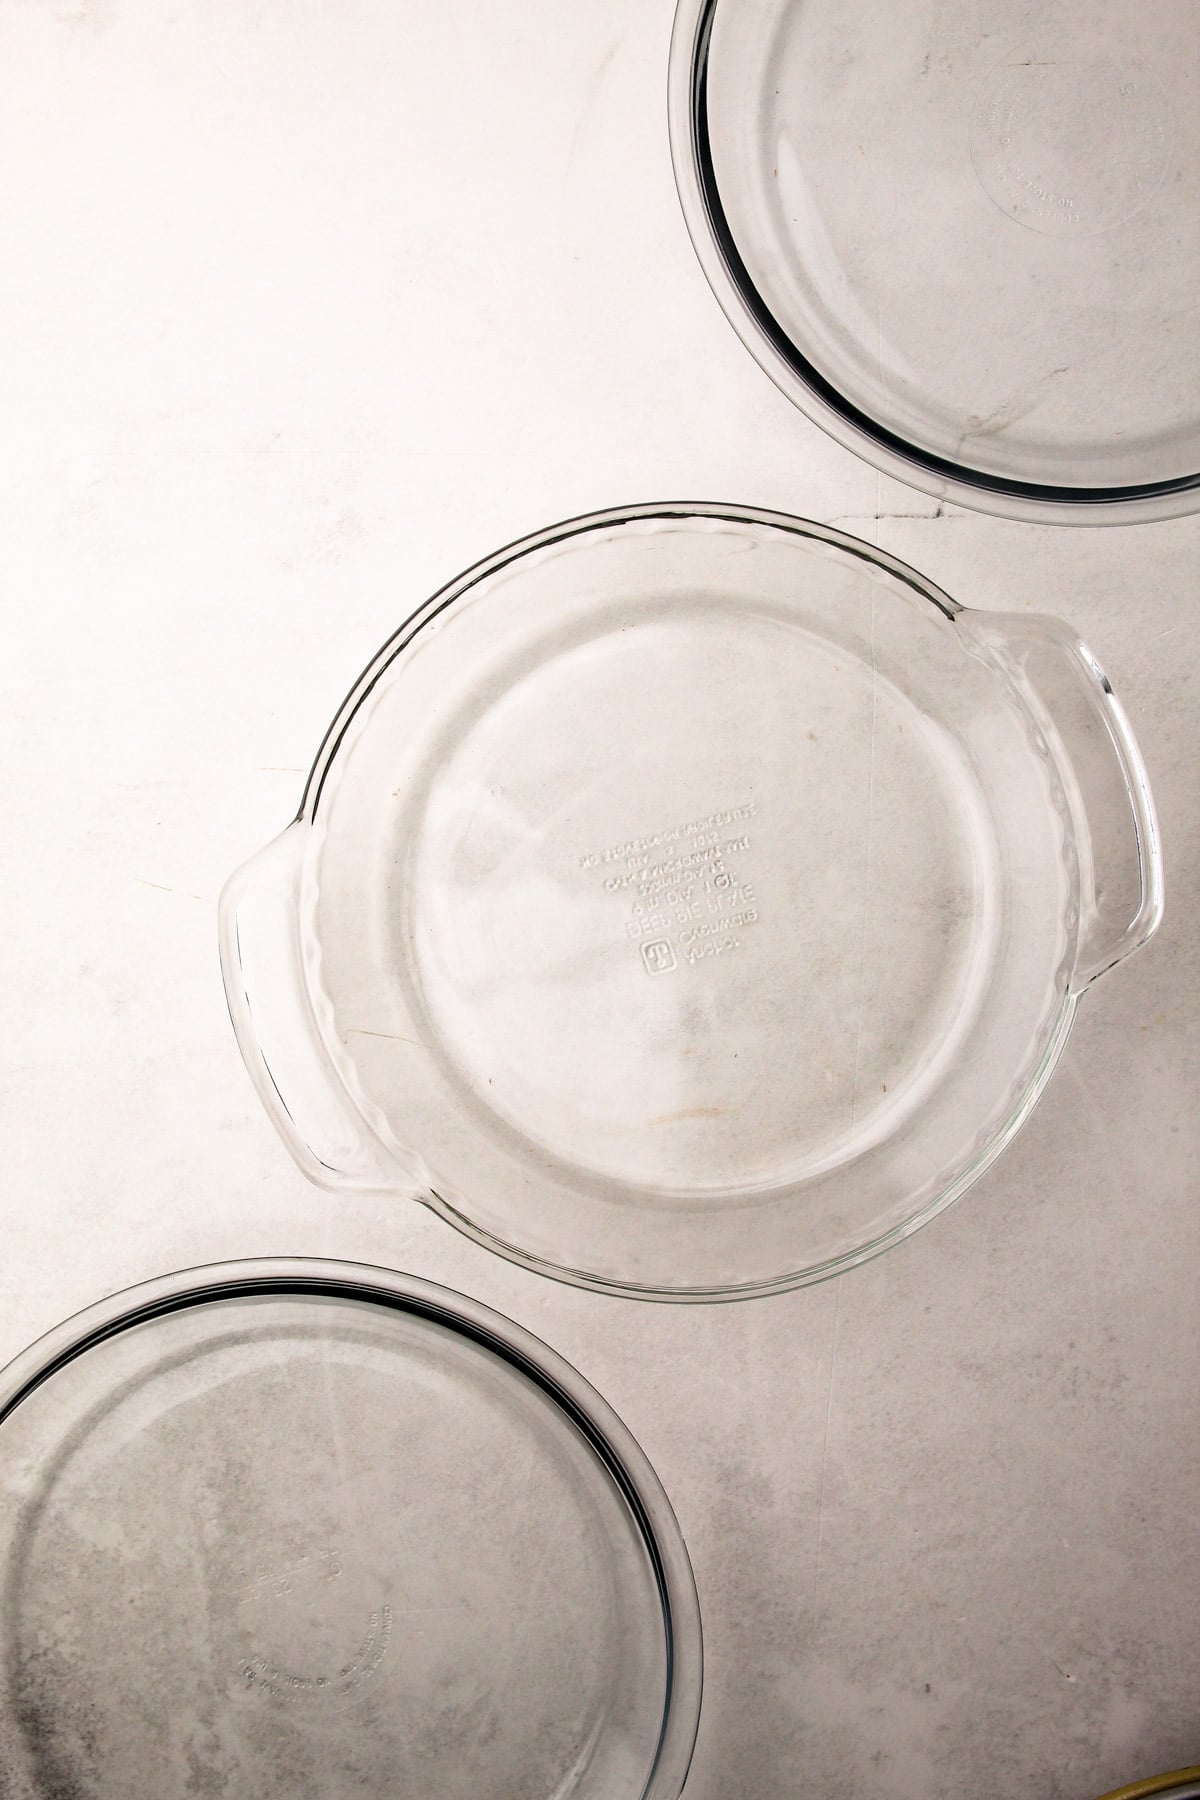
[424,988,1079,1303]
[666,0,1200,527]
[0,1258,703,1800]
[297,499,960,824]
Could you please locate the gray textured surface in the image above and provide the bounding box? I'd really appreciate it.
[0,3,1196,1796]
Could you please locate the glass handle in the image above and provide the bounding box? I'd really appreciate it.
[966,613,1164,992]
[1062,638,1164,988]
[218,823,398,1188]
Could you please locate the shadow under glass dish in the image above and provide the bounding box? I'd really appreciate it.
[0,1261,701,1800]
[220,505,1162,1299]
[668,0,1200,523]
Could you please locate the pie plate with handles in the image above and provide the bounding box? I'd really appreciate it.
[220,504,1163,1300]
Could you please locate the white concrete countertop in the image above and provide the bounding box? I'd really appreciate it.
[1,4,1196,1796]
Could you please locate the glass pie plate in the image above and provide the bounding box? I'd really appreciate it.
[668,0,1200,523]
[219,504,1162,1300]
[0,1260,701,1800]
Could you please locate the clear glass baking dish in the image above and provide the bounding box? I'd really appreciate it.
[0,1259,701,1799]
[220,504,1162,1300]
[669,0,1200,523]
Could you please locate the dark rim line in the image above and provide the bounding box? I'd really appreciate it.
[0,1272,686,1788]
[689,0,1200,511]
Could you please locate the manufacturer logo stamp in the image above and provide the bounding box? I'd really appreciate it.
[970,54,1172,237]
[641,938,677,975]
[579,800,762,972]
[225,1535,392,1714]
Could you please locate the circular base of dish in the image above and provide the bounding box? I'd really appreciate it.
[0,1267,694,1798]
[401,600,994,1200]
